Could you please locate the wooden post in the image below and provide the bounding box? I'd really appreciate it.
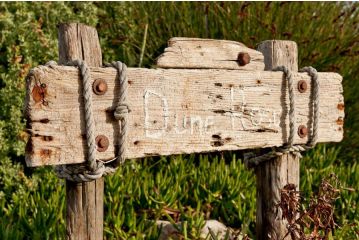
[58,23,104,240]
[256,40,299,240]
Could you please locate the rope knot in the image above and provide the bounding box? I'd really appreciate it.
[114,104,130,121]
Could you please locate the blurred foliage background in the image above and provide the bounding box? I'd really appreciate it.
[0,2,358,239]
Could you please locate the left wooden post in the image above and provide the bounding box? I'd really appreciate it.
[58,23,104,240]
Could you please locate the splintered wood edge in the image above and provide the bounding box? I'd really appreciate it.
[156,37,265,70]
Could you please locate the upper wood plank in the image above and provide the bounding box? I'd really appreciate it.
[156,37,265,70]
[24,65,344,167]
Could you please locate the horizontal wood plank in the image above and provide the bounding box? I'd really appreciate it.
[156,37,265,70]
[25,65,344,167]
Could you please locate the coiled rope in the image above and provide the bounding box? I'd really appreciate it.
[46,60,129,182]
[244,66,319,167]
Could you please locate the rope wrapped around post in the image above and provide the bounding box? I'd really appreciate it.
[49,60,129,182]
[244,66,319,167]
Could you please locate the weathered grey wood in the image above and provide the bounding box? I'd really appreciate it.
[256,40,299,240]
[156,37,265,70]
[25,65,344,167]
[58,23,103,240]
[258,40,298,72]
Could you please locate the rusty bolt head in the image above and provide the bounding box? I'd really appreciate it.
[298,80,308,93]
[337,103,344,111]
[298,125,308,138]
[237,52,251,66]
[93,79,108,95]
[96,135,109,152]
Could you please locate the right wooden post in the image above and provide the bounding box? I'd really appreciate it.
[256,40,299,240]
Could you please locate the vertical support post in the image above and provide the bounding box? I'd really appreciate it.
[256,40,299,240]
[58,23,104,240]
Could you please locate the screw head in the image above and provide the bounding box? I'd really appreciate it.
[95,135,109,152]
[298,80,308,93]
[237,52,251,66]
[93,79,108,95]
[298,125,308,138]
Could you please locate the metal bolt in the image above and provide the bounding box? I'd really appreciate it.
[298,125,308,138]
[95,135,109,152]
[93,79,108,95]
[237,52,251,66]
[298,80,307,93]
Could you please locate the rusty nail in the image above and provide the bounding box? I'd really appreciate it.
[93,79,108,95]
[298,80,307,93]
[96,135,109,152]
[336,117,344,125]
[237,52,251,66]
[337,103,344,111]
[298,125,308,138]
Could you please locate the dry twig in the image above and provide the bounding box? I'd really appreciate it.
[278,174,342,240]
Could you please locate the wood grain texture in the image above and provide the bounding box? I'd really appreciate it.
[257,40,298,72]
[58,23,102,66]
[57,23,104,240]
[25,65,344,167]
[256,40,299,240]
[156,37,265,70]
[256,154,300,240]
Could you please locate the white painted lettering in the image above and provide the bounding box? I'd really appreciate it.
[204,116,215,132]
[174,114,188,134]
[190,116,203,135]
[144,90,169,138]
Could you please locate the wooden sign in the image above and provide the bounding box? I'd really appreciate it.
[24,38,344,167]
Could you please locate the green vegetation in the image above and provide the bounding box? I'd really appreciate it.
[0,2,358,239]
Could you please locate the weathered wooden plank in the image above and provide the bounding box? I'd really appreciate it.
[57,23,104,240]
[156,37,265,70]
[256,40,299,240]
[25,66,344,167]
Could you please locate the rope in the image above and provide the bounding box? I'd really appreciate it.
[244,66,319,167]
[301,66,319,147]
[104,62,129,166]
[47,60,129,182]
